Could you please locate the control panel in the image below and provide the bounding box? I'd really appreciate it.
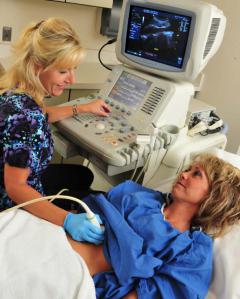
[56,96,140,166]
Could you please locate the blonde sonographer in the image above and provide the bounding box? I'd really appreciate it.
[0,17,110,244]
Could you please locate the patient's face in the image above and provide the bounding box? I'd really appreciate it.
[171,164,209,206]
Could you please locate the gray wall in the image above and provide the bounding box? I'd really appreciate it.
[198,0,240,152]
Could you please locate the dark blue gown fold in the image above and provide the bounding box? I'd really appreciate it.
[83,180,213,299]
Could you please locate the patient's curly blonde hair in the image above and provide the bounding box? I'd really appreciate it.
[190,153,240,238]
[0,18,84,108]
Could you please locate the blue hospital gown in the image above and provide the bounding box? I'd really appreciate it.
[0,91,53,210]
[84,180,213,299]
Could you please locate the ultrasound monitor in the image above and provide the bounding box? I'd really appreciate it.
[125,6,191,69]
[116,0,226,81]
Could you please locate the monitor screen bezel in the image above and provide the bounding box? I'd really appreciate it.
[120,1,196,73]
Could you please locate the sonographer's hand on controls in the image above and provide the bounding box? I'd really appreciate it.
[63,212,104,244]
[83,99,110,116]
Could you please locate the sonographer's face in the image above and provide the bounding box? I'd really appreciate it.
[39,67,76,96]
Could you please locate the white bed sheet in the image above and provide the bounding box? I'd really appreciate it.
[0,209,96,299]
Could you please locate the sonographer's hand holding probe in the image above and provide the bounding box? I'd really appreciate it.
[63,212,104,245]
[0,190,105,244]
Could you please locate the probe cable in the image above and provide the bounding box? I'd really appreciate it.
[0,189,100,227]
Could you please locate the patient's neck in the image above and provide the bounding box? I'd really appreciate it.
[163,201,198,232]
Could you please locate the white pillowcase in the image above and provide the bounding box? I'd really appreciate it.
[207,224,240,299]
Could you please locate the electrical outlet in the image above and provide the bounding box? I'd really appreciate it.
[2,26,12,42]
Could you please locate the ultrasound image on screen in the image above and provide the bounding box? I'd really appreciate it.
[125,6,192,68]
[108,71,152,110]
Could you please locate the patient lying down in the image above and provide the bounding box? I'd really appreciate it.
[1,153,239,298]
[68,153,240,299]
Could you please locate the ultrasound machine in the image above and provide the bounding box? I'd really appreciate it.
[54,0,227,188]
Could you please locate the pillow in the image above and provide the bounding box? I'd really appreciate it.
[208,148,240,169]
[206,224,240,299]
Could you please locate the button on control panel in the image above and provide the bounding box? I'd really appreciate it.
[73,98,136,150]
[96,123,105,130]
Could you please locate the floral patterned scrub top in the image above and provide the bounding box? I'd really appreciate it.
[0,91,53,210]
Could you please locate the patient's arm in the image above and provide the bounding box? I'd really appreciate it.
[67,236,110,276]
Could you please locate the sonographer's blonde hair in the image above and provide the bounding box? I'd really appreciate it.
[0,18,83,108]
[190,153,240,238]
